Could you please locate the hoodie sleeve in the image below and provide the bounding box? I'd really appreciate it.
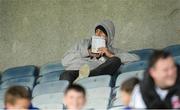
[61,39,90,67]
[111,47,140,63]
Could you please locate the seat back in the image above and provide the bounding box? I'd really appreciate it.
[33,103,64,110]
[32,80,69,97]
[115,70,144,87]
[32,92,64,107]
[40,62,64,76]
[120,60,147,73]
[175,56,180,65]
[75,75,111,89]
[164,44,180,57]
[2,65,37,82]
[86,87,112,99]
[85,98,110,109]
[39,71,63,83]
[129,48,154,60]
[1,76,35,90]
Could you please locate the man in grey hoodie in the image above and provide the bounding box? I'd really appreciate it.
[60,20,139,83]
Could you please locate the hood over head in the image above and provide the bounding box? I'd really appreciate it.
[94,20,115,47]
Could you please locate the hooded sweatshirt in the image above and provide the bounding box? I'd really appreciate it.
[62,20,140,70]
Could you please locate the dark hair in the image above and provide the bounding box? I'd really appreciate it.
[95,25,108,36]
[4,86,30,105]
[120,77,139,94]
[64,84,86,96]
[148,50,172,69]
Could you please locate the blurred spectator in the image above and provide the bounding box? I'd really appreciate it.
[63,84,86,110]
[4,86,37,110]
[129,50,180,109]
[120,77,139,109]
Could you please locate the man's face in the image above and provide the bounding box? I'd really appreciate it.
[150,56,177,89]
[95,29,107,41]
[6,98,30,110]
[64,90,86,110]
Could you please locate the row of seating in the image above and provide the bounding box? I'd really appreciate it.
[129,44,180,60]
[0,44,179,109]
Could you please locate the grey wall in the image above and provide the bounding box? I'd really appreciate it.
[0,0,180,71]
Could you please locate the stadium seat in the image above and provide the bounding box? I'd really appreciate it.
[32,80,69,97]
[108,106,126,110]
[40,62,64,76]
[0,101,4,108]
[33,103,64,110]
[75,75,111,89]
[0,88,7,101]
[32,93,64,107]
[85,98,110,109]
[0,76,35,90]
[115,70,144,87]
[174,56,180,65]
[120,60,148,73]
[1,65,37,82]
[39,71,63,83]
[129,48,154,60]
[84,87,112,109]
[164,44,180,57]
[86,87,112,99]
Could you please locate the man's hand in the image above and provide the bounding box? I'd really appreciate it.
[88,49,101,58]
[98,47,115,58]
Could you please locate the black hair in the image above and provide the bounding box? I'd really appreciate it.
[95,25,108,36]
[64,84,86,96]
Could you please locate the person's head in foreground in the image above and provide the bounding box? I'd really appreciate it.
[120,77,139,106]
[64,84,86,110]
[4,86,31,110]
[140,50,180,108]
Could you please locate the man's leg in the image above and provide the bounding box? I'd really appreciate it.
[89,56,121,76]
[59,70,79,84]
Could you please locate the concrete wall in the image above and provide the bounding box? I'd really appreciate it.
[0,0,180,70]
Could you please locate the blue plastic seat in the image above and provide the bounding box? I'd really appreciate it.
[120,60,148,73]
[0,101,4,108]
[174,56,180,65]
[32,103,64,110]
[75,75,111,89]
[129,48,154,60]
[109,106,126,110]
[1,76,35,90]
[32,80,69,97]
[85,98,110,109]
[164,44,180,57]
[0,88,7,101]
[2,65,37,82]
[85,87,112,109]
[115,70,144,87]
[39,71,63,83]
[86,87,112,99]
[32,93,64,107]
[40,62,64,76]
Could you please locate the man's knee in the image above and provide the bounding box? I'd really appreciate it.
[109,56,121,66]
